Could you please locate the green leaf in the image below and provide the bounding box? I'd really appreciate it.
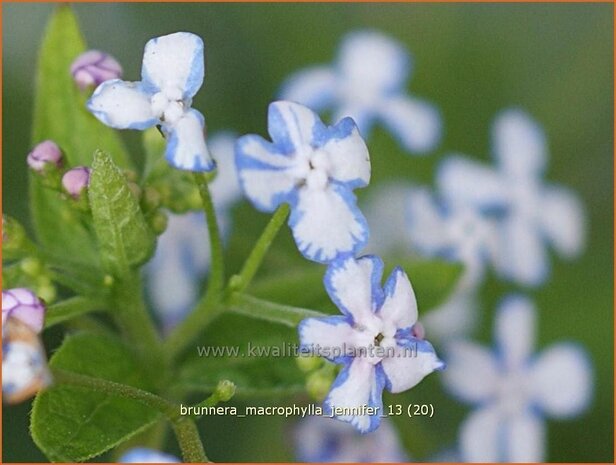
[31,333,159,462]
[176,314,305,398]
[392,258,463,311]
[89,151,155,275]
[30,6,131,263]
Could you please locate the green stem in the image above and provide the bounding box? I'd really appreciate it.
[112,271,165,381]
[229,293,326,327]
[164,203,289,360]
[171,417,209,462]
[45,296,103,328]
[52,369,207,462]
[193,172,224,293]
[229,204,290,293]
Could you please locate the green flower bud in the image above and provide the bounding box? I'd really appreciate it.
[215,380,236,402]
[296,355,323,373]
[20,257,43,277]
[142,186,162,211]
[306,369,333,402]
[149,211,168,235]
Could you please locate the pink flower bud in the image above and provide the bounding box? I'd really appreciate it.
[70,50,123,90]
[27,140,63,172]
[411,322,425,340]
[62,166,91,198]
[2,288,46,334]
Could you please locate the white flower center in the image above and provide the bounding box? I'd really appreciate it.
[292,148,332,191]
[352,314,398,365]
[151,86,186,125]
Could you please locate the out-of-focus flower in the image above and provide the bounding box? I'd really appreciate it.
[145,132,241,329]
[295,415,409,462]
[2,290,51,404]
[2,288,46,334]
[119,448,180,463]
[363,184,486,342]
[405,187,499,288]
[299,255,444,433]
[442,295,593,462]
[438,109,586,286]
[87,32,214,172]
[71,50,123,90]
[236,101,371,263]
[280,30,441,154]
[27,140,64,172]
[61,166,91,198]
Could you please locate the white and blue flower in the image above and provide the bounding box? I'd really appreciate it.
[295,415,409,462]
[119,448,180,463]
[235,101,371,263]
[437,109,586,286]
[442,295,593,462]
[145,132,241,329]
[280,30,441,154]
[87,32,214,172]
[2,290,52,404]
[299,255,444,433]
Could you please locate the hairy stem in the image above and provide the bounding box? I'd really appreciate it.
[171,417,209,462]
[193,172,224,293]
[229,204,290,293]
[229,293,326,327]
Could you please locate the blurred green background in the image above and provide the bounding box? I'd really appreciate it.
[3,3,613,462]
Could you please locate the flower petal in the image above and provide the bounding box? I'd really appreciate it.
[529,343,592,418]
[437,155,507,209]
[324,255,384,325]
[268,101,324,154]
[324,357,386,433]
[422,288,479,341]
[289,183,369,263]
[495,216,548,286]
[298,316,357,362]
[164,109,215,172]
[88,79,157,130]
[459,405,502,462]
[492,108,546,180]
[318,117,370,189]
[378,267,417,329]
[119,448,180,463]
[381,339,444,393]
[338,30,410,94]
[146,212,210,329]
[141,32,204,98]
[235,135,296,211]
[495,295,535,370]
[378,96,441,153]
[279,66,337,111]
[441,340,498,404]
[505,411,546,462]
[209,132,242,210]
[540,186,586,258]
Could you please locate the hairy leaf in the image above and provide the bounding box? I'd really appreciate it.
[89,151,155,275]
[30,333,158,462]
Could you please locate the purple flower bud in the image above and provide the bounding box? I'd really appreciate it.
[62,166,91,198]
[2,288,46,334]
[27,140,63,172]
[70,50,123,90]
